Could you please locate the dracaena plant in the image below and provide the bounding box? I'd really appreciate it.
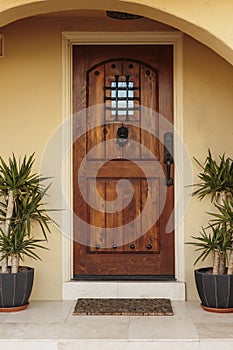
[188,224,233,274]
[0,154,54,274]
[188,150,233,275]
[192,149,233,201]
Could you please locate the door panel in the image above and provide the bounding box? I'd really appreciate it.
[73,45,174,278]
[86,177,159,254]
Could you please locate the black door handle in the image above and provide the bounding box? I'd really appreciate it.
[164,132,173,187]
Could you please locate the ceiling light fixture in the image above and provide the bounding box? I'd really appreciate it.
[106,11,143,20]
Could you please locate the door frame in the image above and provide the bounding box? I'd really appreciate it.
[61,31,184,286]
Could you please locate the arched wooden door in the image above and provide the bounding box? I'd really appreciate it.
[73,45,174,279]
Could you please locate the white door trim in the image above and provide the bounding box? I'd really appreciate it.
[61,31,184,292]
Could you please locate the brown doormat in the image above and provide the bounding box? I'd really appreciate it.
[73,298,173,316]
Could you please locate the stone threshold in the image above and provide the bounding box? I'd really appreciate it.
[62,281,186,300]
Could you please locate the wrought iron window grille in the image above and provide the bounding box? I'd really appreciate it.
[104,75,140,121]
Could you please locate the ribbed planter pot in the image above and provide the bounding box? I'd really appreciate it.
[0,267,34,312]
[195,267,233,313]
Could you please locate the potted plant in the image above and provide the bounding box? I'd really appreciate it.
[0,154,54,311]
[188,150,233,312]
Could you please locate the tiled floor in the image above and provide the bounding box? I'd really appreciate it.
[0,300,233,349]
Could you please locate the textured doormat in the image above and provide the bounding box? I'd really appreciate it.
[73,298,173,316]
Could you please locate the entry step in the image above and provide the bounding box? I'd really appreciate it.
[63,281,185,300]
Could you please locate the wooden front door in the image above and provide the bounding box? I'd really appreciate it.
[73,45,174,279]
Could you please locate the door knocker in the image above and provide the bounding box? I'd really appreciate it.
[116,124,129,147]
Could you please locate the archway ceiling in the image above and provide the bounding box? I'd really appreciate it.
[0,0,232,65]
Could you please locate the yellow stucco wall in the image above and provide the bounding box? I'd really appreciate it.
[0,14,233,300]
[0,0,232,65]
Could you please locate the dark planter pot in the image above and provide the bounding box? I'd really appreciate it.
[195,267,233,312]
[0,267,34,311]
